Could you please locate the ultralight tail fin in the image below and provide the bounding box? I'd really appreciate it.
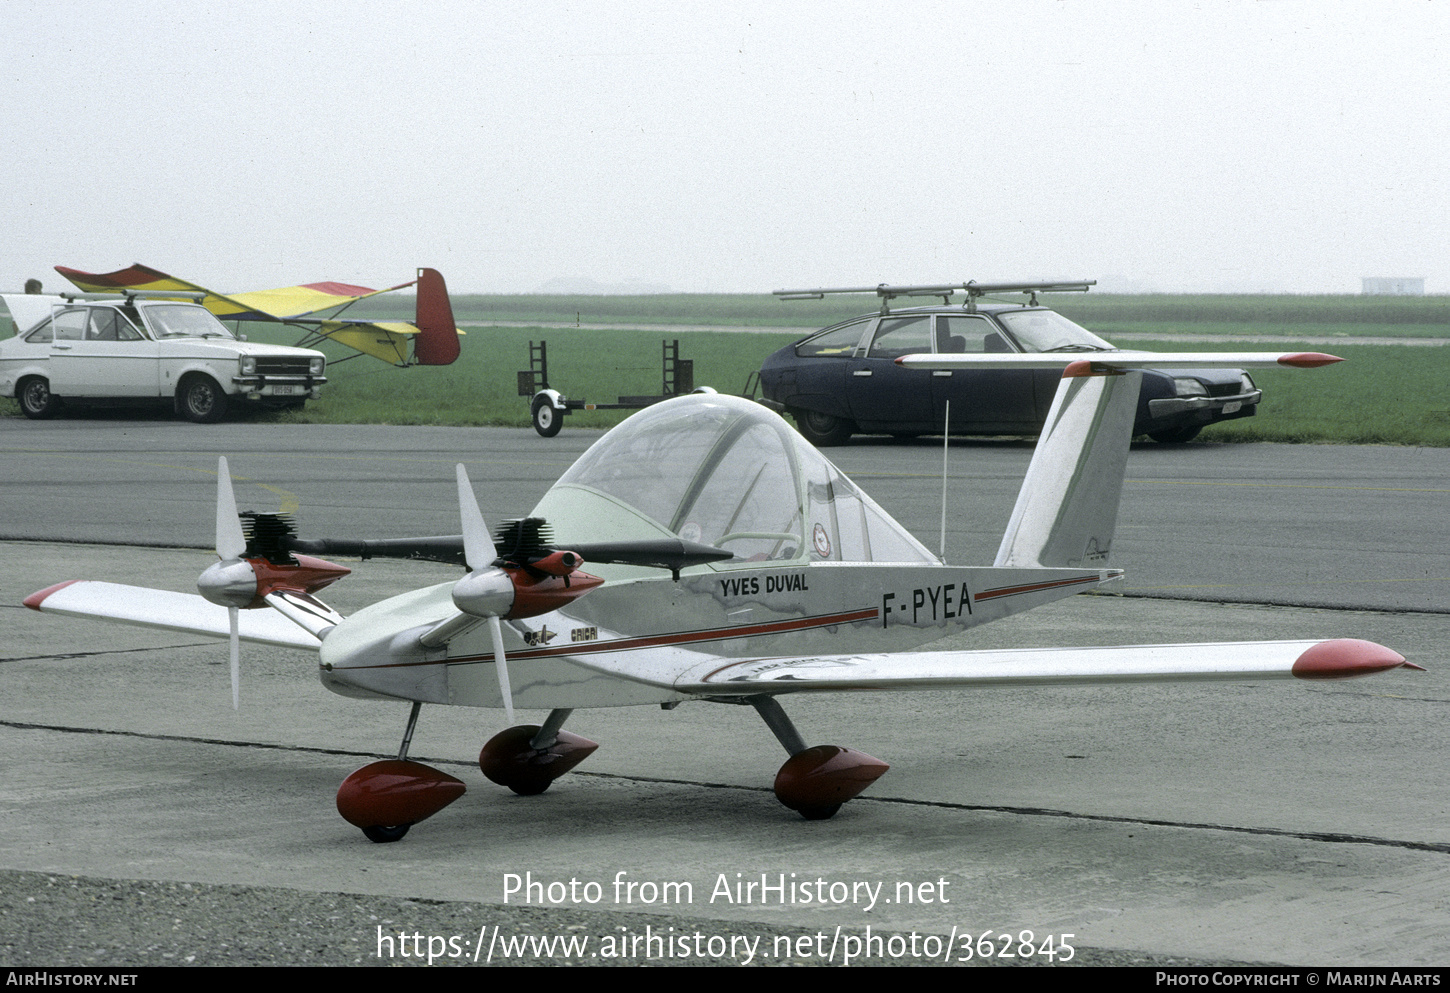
[995,368,1140,568]
[413,267,461,365]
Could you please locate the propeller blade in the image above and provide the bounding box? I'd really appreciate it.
[487,615,515,725]
[216,457,246,560]
[455,465,514,723]
[455,464,496,570]
[228,606,240,710]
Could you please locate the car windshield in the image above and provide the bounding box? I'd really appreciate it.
[141,304,235,339]
[995,309,1112,352]
[539,395,937,565]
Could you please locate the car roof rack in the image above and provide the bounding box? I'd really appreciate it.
[773,280,1095,314]
[58,290,208,303]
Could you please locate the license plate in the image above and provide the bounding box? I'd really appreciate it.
[1221,400,1242,414]
[272,385,299,396]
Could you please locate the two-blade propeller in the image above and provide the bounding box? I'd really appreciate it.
[451,464,516,724]
[198,456,250,709]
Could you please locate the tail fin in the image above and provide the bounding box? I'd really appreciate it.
[994,368,1140,568]
[412,268,461,365]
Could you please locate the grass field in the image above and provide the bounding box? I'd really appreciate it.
[283,326,1450,446]
[288,326,800,430]
[3,294,1447,444]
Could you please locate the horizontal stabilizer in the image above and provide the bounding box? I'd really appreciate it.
[676,639,1414,693]
[896,350,1342,371]
[893,349,1344,569]
[24,581,323,650]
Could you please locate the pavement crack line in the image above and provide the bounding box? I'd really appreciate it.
[4,718,1445,856]
[0,642,215,663]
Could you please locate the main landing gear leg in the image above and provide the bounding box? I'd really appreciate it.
[749,696,889,821]
[335,700,466,843]
[479,708,599,796]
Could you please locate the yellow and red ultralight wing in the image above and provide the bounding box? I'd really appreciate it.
[54,264,460,366]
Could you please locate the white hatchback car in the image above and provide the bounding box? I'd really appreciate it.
[1,293,326,422]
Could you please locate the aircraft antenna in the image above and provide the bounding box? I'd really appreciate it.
[939,401,950,562]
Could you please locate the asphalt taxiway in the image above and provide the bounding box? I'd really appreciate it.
[1,418,1445,966]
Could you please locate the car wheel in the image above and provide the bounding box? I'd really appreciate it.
[1148,425,1202,444]
[531,395,563,437]
[793,409,854,446]
[177,376,229,424]
[17,377,60,419]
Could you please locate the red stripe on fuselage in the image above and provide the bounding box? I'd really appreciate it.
[344,607,882,671]
[973,575,1101,601]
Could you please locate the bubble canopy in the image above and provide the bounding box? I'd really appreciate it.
[533,395,937,566]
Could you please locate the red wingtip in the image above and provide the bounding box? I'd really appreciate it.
[1292,638,1411,679]
[1062,359,1095,378]
[53,263,172,287]
[1278,352,1343,368]
[24,580,80,610]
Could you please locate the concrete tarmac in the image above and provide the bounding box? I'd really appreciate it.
[3,417,1447,612]
[1,417,1446,967]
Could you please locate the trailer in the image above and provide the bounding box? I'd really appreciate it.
[518,338,696,437]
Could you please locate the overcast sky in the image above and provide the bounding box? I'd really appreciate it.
[5,1,1446,295]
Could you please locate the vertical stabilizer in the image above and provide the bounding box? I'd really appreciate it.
[994,369,1141,568]
[413,268,461,366]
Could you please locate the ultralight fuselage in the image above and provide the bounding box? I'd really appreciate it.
[318,394,1123,709]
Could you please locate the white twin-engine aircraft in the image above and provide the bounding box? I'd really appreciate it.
[25,348,1420,841]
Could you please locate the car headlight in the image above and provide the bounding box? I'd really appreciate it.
[1239,372,1256,392]
[239,356,256,376]
[1172,377,1208,397]
[309,357,325,376]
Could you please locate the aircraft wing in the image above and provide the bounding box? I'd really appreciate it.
[54,264,460,366]
[670,639,1414,694]
[24,580,323,651]
[54,263,409,320]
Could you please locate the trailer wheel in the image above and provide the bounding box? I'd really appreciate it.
[531,395,562,437]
